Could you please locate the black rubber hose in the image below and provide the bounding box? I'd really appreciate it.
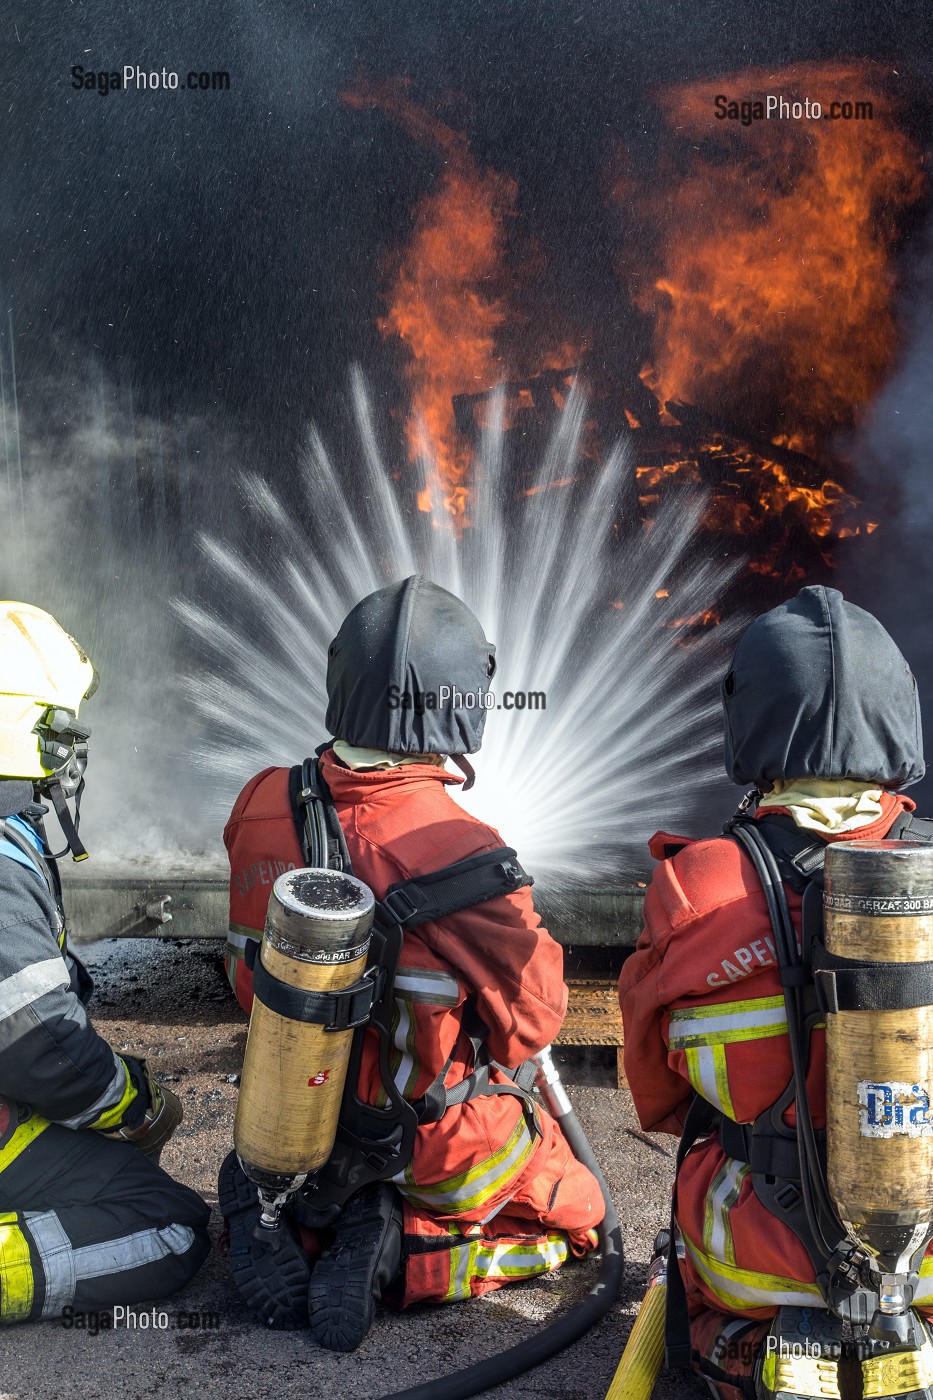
[377,1067,624,1400]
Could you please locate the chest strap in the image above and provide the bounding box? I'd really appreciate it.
[246,843,537,1121]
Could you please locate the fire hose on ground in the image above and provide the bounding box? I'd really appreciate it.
[377,1046,625,1400]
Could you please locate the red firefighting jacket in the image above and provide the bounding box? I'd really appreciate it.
[224,751,603,1238]
[618,793,933,1320]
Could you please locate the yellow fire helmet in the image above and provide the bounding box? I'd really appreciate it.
[0,601,97,778]
[0,603,98,860]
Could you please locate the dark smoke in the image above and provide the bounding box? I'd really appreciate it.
[2,0,933,860]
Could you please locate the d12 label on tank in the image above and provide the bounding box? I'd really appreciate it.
[858,1080,933,1137]
[308,1070,332,1087]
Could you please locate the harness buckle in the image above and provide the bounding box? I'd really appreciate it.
[382,886,423,924]
[773,1181,802,1213]
[323,968,380,1033]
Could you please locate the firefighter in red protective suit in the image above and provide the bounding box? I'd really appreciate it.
[619,586,933,1400]
[218,575,603,1351]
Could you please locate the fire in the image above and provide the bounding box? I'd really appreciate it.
[342,78,513,522]
[522,476,578,498]
[635,63,922,453]
[343,78,585,522]
[669,609,721,629]
[624,63,924,572]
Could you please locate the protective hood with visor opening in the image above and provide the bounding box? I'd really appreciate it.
[722,585,924,791]
[325,576,496,762]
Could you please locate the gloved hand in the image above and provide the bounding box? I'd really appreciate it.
[99,1058,183,1163]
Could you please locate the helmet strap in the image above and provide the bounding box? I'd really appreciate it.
[45,777,89,861]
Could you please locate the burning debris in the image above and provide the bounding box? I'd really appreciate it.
[342,62,924,595]
[621,61,923,579]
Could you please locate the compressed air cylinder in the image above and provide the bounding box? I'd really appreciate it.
[234,868,375,1196]
[825,841,933,1277]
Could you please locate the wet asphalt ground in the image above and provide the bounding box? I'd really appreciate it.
[1,938,703,1400]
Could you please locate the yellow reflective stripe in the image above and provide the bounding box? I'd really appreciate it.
[0,1213,35,1323]
[445,1239,479,1301]
[228,922,262,940]
[702,1156,748,1265]
[398,1114,537,1215]
[670,996,787,1048]
[444,1232,568,1300]
[474,1233,569,1279]
[713,1046,735,1119]
[87,1060,137,1132]
[0,1112,49,1171]
[674,995,785,1020]
[683,1235,823,1309]
[684,1045,736,1119]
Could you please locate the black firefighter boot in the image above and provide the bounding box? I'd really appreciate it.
[307,1181,404,1352]
[217,1150,312,1329]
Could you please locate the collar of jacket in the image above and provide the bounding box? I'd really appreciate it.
[321,746,464,797]
[0,779,35,819]
[756,788,915,842]
[331,740,447,771]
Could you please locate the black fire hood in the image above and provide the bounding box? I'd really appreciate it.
[723,585,924,789]
[325,576,496,755]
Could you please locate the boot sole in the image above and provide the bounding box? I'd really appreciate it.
[217,1151,311,1331]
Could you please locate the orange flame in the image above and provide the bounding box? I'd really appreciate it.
[620,63,924,573]
[634,64,923,456]
[342,78,514,521]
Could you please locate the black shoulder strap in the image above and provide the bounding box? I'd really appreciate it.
[889,811,933,844]
[383,848,532,927]
[289,753,351,871]
[739,813,828,893]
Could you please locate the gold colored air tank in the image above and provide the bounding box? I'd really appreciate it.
[825,840,933,1279]
[234,867,375,1198]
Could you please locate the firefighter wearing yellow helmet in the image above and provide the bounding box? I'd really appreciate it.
[0,602,210,1326]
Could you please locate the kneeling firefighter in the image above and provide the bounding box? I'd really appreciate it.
[619,585,933,1400]
[219,575,606,1354]
[0,602,210,1325]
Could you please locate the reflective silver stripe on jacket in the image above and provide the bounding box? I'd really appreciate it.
[0,958,70,1023]
[24,1211,75,1319]
[55,1058,126,1131]
[22,1214,198,1313]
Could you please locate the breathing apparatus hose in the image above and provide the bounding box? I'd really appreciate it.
[730,821,844,1266]
[376,1047,624,1400]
